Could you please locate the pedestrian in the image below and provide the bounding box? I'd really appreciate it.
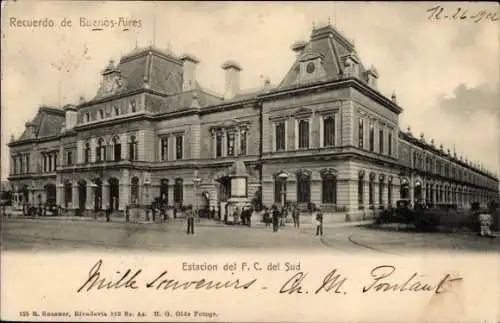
[263,207,271,228]
[272,205,280,232]
[210,206,216,219]
[186,205,195,235]
[293,204,300,228]
[125,204,130,222]
[315,207,323,236]
[173,205,177,219]
[105,204,111,222]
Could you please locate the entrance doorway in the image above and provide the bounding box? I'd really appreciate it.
[217,177,231,219]
[108,177,119,211]
[94,178,102,210]
[78,180,87,213]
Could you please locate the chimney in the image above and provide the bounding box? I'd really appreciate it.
[291,41,307,58]
[63,104,77,130]
[221,60,242,100]
[180,54,200,91]
[367,65,379,90]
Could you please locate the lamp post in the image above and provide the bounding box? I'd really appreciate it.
[277,172,288,208]
[144,178,151,221]
[193,170,202,222]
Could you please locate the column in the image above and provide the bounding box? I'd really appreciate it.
[103,182,110,208]
[86,184,94,210]
[72,182,79,209]
[373,179,379,209]
[409,175,415,207]
[363,180,369,209]
[56,183,63,206]
[382,182,389,208]
[211,130,217,158]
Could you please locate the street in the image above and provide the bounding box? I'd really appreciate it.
[2,217,499,254]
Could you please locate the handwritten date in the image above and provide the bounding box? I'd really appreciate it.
[427,5,498,23]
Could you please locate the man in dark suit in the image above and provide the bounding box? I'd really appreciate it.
[186,205,195,235]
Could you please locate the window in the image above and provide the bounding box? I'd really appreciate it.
[240,128,247,156]
[296,172,311,204]
[227,130,235,156]
[43,154,47,172]
[160,137,168,161]
[113,136,121,161]
[12,157,17,174]
[358,118,364,148]
[96,138,105,162]
[129,100,137,113]
[160,179,169,204]
[129,136,137,161]
[85,112,90,123]
[275,122,286,151]
[323,116,335,147]
[379,181,384,205]
[274,177,287,204]
[369,121,374,152]
[98,109,104,119]
[173,178,183,205]
[19,157,23,174]
[358,172,364,205]
[53,154,57,171]
[84,143,90,164]
[175,135,183,160]
[215,132,223,158]
[388,178,393,205]
[388,132,393,156]
[369,174,374,206]
[379,128,384,153]
[66,150,73,165]
[321,172,337,204]
[298,119,309,149]
[113,105,120,116]
[413,151,417,168]
[25,154,30,173]
[130,177,139,204]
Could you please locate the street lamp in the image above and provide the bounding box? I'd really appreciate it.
[277,172,288,208]
[193,170,202,221]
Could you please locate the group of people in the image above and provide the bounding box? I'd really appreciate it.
[231,206,254,226]
[261,203,324,235]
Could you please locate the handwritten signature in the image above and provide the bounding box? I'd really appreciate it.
[427,5,499,23]
[77,260,462,296]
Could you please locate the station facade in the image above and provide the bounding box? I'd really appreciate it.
[8,23,499,218]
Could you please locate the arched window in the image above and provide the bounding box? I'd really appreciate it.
[112,136,121,161]
[215,131,223,157]
[85,112,90,123]
[173,178,183,206]
[274,175,287,205]
[321,171,337,204]
[129,100,137,113]
[129,135,137,161]
[160,179,169,205]
[130,177,139,205]
[297,119,310,149]
[84,142,90,164]
[296,171,311,204]
[98,109,104,120]
[369,121,375,151]
[96,138,105,162]
[64,181,72,208]
[369,173,375,206]
[378,175,385,206]
[358,171,365,206]
[113,105,120,116]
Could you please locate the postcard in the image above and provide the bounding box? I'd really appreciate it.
[1,1,499,322]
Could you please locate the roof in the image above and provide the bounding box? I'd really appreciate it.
[17,106,65,141]
[92,45,184,101]
[276,24,369,90]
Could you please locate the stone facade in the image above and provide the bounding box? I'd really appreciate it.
[8,23,499,219]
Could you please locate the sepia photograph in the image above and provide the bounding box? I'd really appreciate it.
[1,1,499,322]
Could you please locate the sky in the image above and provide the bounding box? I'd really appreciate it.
[1,1,499,181]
